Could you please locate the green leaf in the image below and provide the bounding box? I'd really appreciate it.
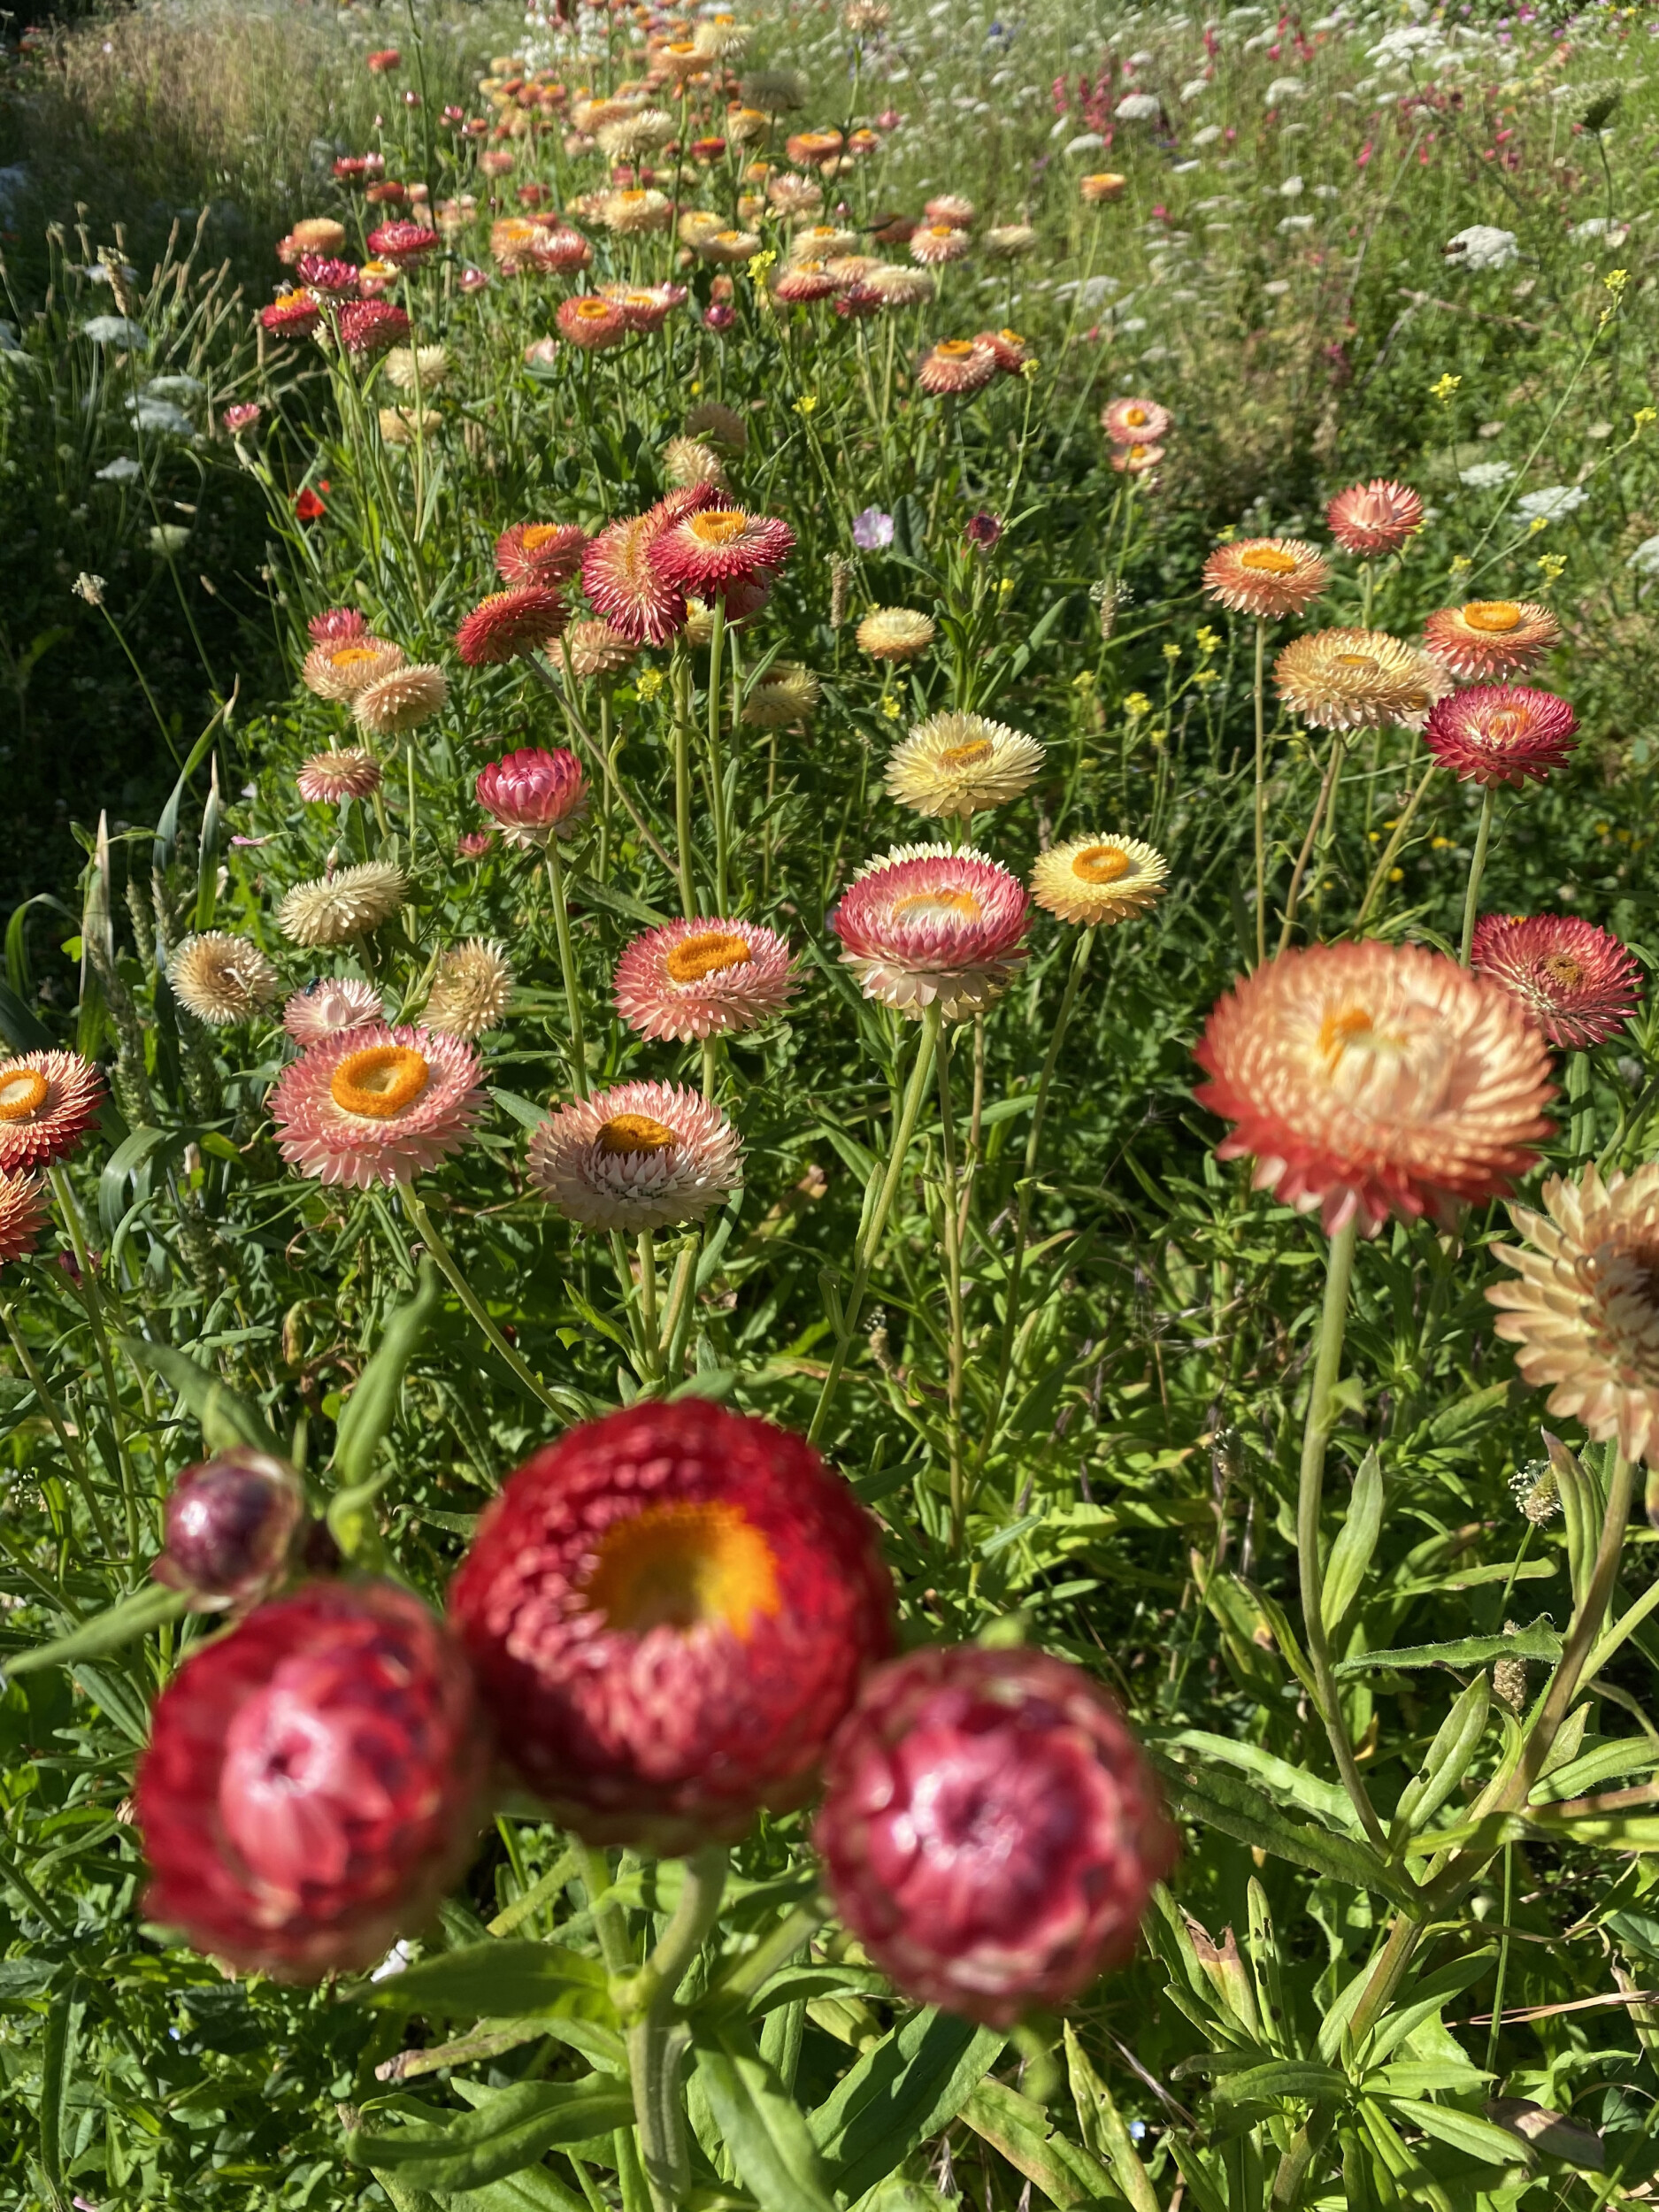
[99,1125,187,1241]
[328,1261,441,1560]
[1064,2023,1159,2212]
[0,975,52,1053]
[348,2081,634,2192]
[195,753,223,932]
[1212,2062,1347,2108]
[956,2079,1115,2208]
[693,2020,838,2212]
[1322,1450,1383,1635]
[1391,1673,1491,1836]
[357,1939,611,2019]
[2,1579,187,1676]
[1153,1730,1361,1837]
[491,1087,553,1130]
[116,1335,283,1458]
[1156,1767,1412,1904]
[1351,1951,1497,2068]
[808,2008,1005,2203]
[1334,1620,1562,1676]
[153,714,223,878]
[1378,2097,1529,2168]
[37,1982,85,2195]
[449,2171,593,2212]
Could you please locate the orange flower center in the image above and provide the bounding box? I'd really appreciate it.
[937,739,995,769]
[1073,844,1131,885]
[716,229,747,246]
[597,1111,678,1155]
[894,887,983,926]
[1542,952,1586,989]
[331,1045,431,1118]
[927,224,955,239]
[1317,1003,1380,1070]
[274,290,311,311]
[580,1500,780,1639]
[1124,405,1148,427]
[522,524,561,550]
[0,1068,48,1122]
[1240,545,1299,576]
[937,341,977,361]
[1463,600,1522,634]
[1126,444,1151,463]
[331,644,380,668]
[688,510,750,545]
[1484,710,1525,746]
[1332,653,1381,672]
[664,930,753,984]
[575,299,613,319]
[617,191,648,207]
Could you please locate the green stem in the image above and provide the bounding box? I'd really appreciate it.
[582,1845,633,1975]
[49,1164,140,1563]
[1276,731,1348,957]
[1353,758,1438,933]
[672,652,697,920]
[544,840,589,1100]
[935,1021,967,1552]
[618,1847,728,2212]
[808,1007,940,1447]
[637,1229,661,1382]
[1253,618,1268,966]
[488,1847,580,1939]
[1458,787,1495,966]
[706,595,729,913]
[1295,1219,1388,1850]
[401,1187,572,1417]
[1,1301,114,1556]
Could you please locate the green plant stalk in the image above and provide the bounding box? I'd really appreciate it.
[706,595,729,913]
[543,839,590,1100]
[672,653,697,920]
[935,1019,968,1551]
[808,1005,941,1446]
[582,1845,633,1974]
[1,1302,113,1556]
[1458,787,1495,966]
[976,927,1095,1478]
[616,1846,728,2212]
[1277,732,1348,956]
[400,1187,572,1418]
[636,1228,662,1385]
[1353,758,1438,933]
[1252,618,1269,965]
[1295,1219,1387,1850]
[48,1164,141,1563]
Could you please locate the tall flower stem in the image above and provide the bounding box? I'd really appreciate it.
[706,595,730,913]
[49,1163,140,1561]
[401,1186,575,1418]
[1252,618,1269,966]
[1458,787,1495,966]
[934,1021,968,1550]
[1276,732,1348,957]
[636,1228,662,1382]
[1,1302,113,1556]
[543,841,589,1100]
[1353,758,1438,933]
[975,927,1095,1483]
[671,652,698,921]
[616,1847,728,2212]
[808,1007,941,1446]
[1295,1219,1388,1850]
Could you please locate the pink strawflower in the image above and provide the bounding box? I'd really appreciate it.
[581,488,720,646]
[308,606,368,643]
[557,295,628,349]
[475,747,586,845]
[296,749,382,803]
[455,584,566,666]
[222,402,263,434]
[1101,396,1171,444]
[0,1170,50,1265]
[0,1050,104,1171]
[296,255,360,297]
[614,918,795,1042]
[830,845,1031,1021]
[495,521,588,587]
[457,830,495,860]
[366,220,440,265]
[1423,684,1578,787]
[1326,478,1425,557]
[1423,600,1562,681]
[649,503,795,595]
[282,979,386,1045]
[336,300,411,357]
[269,1023,485,1187]
[917,340,996,396]
[260,291,322,341]
[1471,914,1643,1050]
[527,1079,742,1230]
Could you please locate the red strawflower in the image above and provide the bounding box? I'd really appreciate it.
[649,503,796,595]
[308,605,368,643]
[296,255,361,297]
[1471,913,1643,1050]
[1325,478,1425,557]
[475,747,586,843]
[0,1170,49,1265]
[816,1646,1177,2026]
[0,1049,103,1171]
[366,45,402,70]
[1423,683,1578,788]
[495,520,588,586]
[155,1449,307,1612]
[580,487,721,646]
[333,154,386,184]
[260,289,323,340]
[336,299,411,357]
[367,219,441,266]
[134,1581,488,1978]
[455,584,566,666]
[449,1400,895,1850]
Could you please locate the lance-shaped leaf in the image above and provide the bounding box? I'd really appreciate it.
[808,2007,1006,2204]
[117,1334,284,1458]
[328,1262,440,1561]
[347,2080,634,2192]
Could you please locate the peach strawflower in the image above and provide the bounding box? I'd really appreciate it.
[354,664,449,737]
[663,436,727,490]
[649,504,796,595]
[918,341,997,397]
[1275,627,1452,731]
[0,1051,104,1171]
[864,264,935,308]
[1194,941,1555,1237]
[302,638,404,701]
[1032,835,1169,926]
[169,933,280,1025]
[424,939,515,1040]
[831,845,1031,1021]
[790,225,861,263]
[1080,172,1126,204]
[1490,1162,1659,1463]
[773,262,840,304]
[1111,442,1164,476]
[741,663,820,727]
[1326,479,1425,557]
[277,861,408,948]
[910,223,972,265]
[700,228,763,265]
[283,979,385,1045]
[271,1024,485,1188]
[297,748,383,803]
[528,1079,742,1230]
[1471,914,1642,1049]
[1423,600,1562,681]
[456,587,565,668]
[1102,396,1171,445]
[557,296,628,349]
[0,1170,49,1265]
[1202,537,1329,620]
[495,522,588,587]
[857,608,935,662]
[885,712,1044,819]
[614,918,796,1042]
[565,618,639,680]
[1423,684,1578,787]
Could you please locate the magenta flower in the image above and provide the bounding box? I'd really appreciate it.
[475,746,586,845]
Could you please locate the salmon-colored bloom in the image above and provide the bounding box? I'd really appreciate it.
[261,290,322,340]
[527,1079,742,1231]
[456,586,565,667]
[270,1023,485,1187]
[1275,627,1451,731]
[1202,537,1329,620]
[925,192,975,228]
[1424,600,1562,681]
[0,1171,49,1264]
[297,749,383,803]
[831,845,1031,1020]
[565,618,639,680]
[354,664,449,736]
[1194,941,1555,1236]
[301,637,404,701]
[1423,683,1578,787]
[1111,442,1164,475]
[772,261,839,303]
[557,295,627,349]
[475,747,586,845]
[581,488,720,646]
[649,504,796,595]
[0,1051,103,1171]
[1325,478,1425,557]
[910,222,972,265]
[1080,172,1126,203]
[365,219,440,266]
[307,606,367,643]
[918,340,996,396]
[614,918,795,1042]
[495,522,588,586]
[1102,396,1171,445]
[1471,913,1641,1049]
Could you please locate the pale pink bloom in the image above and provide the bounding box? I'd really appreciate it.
[830,845,1031,1020]
[527,1079,742,1230]
[282,979,386,1046]
[614,918,795,1042]
[269,1023,485,1187]
[296,749,382,803]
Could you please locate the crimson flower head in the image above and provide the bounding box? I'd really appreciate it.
[294,486,326,522]
[455,584,566,666]
[449,1399,895,1850]
[1423,683,1578,788]
[1471,913,1642,1050]
[156,1448,307,1611]
[705,303,735,331]
[816,1646,1177,2026]
[495,521,588,587]
[261,290,323,341]
[334,153,386,184]
[308,604,367,643]
[649,503,796,597]
[366,219,440,265]
[475,746,586,843]
[581,488,721,645]
[964,510,1003,549]
[134,1580,488,1978]
[336,299,411,357]
[296,254,360,296]
[1325,478,1425,557]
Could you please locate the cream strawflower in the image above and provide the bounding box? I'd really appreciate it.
[353,664,448,738]
[296,748,382,803]
[278,862,409,948]
[527,1080,742,1230]
[1275,628,1452,731]
[614,918,795,1042]
[1032,835,1168,926]
[741,663,820,727]
[383,343,449,394]
[663,435,728,490]
[283,978,385,1044]
[885,712,1043,819]
[169,933,280,1025]
[302,637,404,701]
[857,607,935,662]
[424,939,515,1040]
[1490,1164,1659,1464]
[270,1024,485,1188]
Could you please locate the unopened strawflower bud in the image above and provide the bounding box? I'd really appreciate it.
[156,1448,307,1609]
[816,1645,1177,2024]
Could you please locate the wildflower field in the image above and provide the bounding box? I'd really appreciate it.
[6,0,1659,2205]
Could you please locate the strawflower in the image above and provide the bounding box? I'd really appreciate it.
[0,1051,103,1171]
[1326,479,1425,557]
[831,845,1031,1021]
[918,340,996,396]
[277,861,408,948]
[0,1170,49,1265]
[424,939,515,1040]
[741,663,820,726]
[270,1022,485,1187]
[857,607,935,662]
[475,748,585,845]
[455,586,565,667]
[301,637,403,701]
[1275,627,1450,730]
[614,918,795,1042]
[169,933,280,1025]
[1423,684,1578,787]
[1471,914,1641,1049]
[495,522,588,587]
[649,503,796,595]
[296,748,382,803]
[156,1449,306,1611]
[1102,396,1172,445]
[1423,599,1562,680]
[528,1079,741,1232]
[1032,835,1169,926]
[354,664,448,737]
[282,978,385,1044]
[1203,537,1329,619]
[885,712,1044,819]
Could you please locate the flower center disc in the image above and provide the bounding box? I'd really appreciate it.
[597,1111,679,1156]
[581,1501,780,1639]
[1240,545,1299,575]
[576,300,612,320]
[1126,445,1151,463]
[1124,405,1148,427]
[1317,1003,1379,1070]
[1463,600,1522,634]
[1073,844,1132,885]
[1542,952,1586,989]
[894,887,983,926]
[938,739,995,769]
[664,931,754,985]
[690,511,749,545]
[1333,653,1380,672]
[937,341,976,360]
[0,1068,48,1122]
[331,645,378,669]
[330,1045,431,1119]
[522,525,560,551]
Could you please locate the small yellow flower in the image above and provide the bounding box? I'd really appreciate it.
[637,668,666,701]
[1215,525,1237,543]
[1388,866,1404,882]
[1192,667,1219,687]
[1536,552,1567,583]
[1448,554,1472,574]
[997,576,1016,596]
[1527,516,1548,534]
[1634,407,1657,432]
[1432,835,1454,850]
[1431,373,1461,403]
[747,250,777,281]
[879,694,902,720]
[1071,669,1096,690]
[1019,357,1041,379]
[1162,641,1181,663]
[1124,691,1151,717]
[1606,267,1631,298]
[794,394,818,417]
[1195,626,1220,656]
[689,379,703,396]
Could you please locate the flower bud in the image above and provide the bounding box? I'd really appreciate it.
[157,1448,307,1609]
[815,1646,1177,2025]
